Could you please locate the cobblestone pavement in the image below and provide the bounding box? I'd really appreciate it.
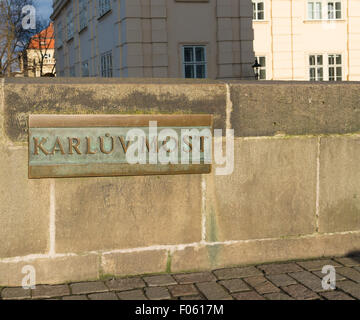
[1,256,360,300]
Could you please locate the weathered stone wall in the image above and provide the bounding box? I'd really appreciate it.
[0,78,359,286]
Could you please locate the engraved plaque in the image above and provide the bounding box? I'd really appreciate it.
[28,114,213,178]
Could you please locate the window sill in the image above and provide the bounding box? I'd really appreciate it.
[303,19,345,23]
[97,9,112,21]
[253,19,268,23]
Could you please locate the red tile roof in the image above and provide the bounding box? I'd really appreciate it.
[28,23,54,50]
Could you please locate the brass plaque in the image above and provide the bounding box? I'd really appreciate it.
[28,115,213,179]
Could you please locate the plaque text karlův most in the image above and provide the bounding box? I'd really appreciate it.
[28,114,213,179]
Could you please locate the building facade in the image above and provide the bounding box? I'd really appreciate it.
[20,23,56,77]
[252,0,360,81]
[51,0,255,79]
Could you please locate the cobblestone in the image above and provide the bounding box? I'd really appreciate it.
[1,255,360,300]
[296,259,341,271]
[218,279,250,293]
[143,275,177,287]
[288,271,325,292]
[31,284,70,299]
[70,281,108,295]
[144,287,171,300]
[282,284,320,300]
[243,276,281,294]
[334,257,360,267]
[173,272,216,284]
[106,277,145,291]
[258,262,303,275]
[117,289,147,300]
[196,282,232,300]
[213,266,262,280]
[336,267,360,283]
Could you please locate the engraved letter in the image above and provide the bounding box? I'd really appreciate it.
[86,137,97,154]
[50,137,66,155]
[68,137,82,155]
[119,136,131,153]
[100,134,114,154]
[33,137,50,155]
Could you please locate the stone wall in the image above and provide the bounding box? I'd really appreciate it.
[0,78,359,286]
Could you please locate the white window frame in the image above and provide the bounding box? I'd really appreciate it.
[98,0,111,17]
[307,1,322,20]
[308,53,343,81]
[66,9,74,41]
[307,1,342,20]
[252,0,265,21]
[255,56,267,80]
[182,46,207,79]
[101,51,113,77]
[327,1,342,20]
[309,54,324,81]
[328,54,342,81]
[79,0,88,31]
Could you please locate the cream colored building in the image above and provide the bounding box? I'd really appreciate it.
[51,0,256,79]
[253,0,360,80]
[20,23,56,77]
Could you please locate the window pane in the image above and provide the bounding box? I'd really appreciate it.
[260,69,266,80]
[258,11,264,20]
[257,2,264,10]
[328,55,335,65]
[309,55,315,65]
[336,54,342,64]
[329,67,335,80]
[315,2,322,19]
[336,67,342,77]
[317,55,323,65]
[328,3,334,19]
[310,68,315,80]
[317,68,323,80]
[196,64,206,78]
[195,47,205,62]
[184,48,193,62]
[185,65,194,78]
[308,2,314,19]
[259,56,266,67]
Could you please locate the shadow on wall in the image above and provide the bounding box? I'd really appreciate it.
[345,251,360,263]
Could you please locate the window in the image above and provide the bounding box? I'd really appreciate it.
[253,1,265,20]
[308,2,322,19]
[67,9,74,40]
[256,56,266,80]
[82,60,89,77]
[328,1,341,19]
[57,21,63,47]
[309,55,323,81]
[183,46,207,79]
[79,0,88,30]
[308,1,342,20]
[101,51,112,77]
[98,0,111,17]
[328,54,342,81]
[309,54,342,81]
